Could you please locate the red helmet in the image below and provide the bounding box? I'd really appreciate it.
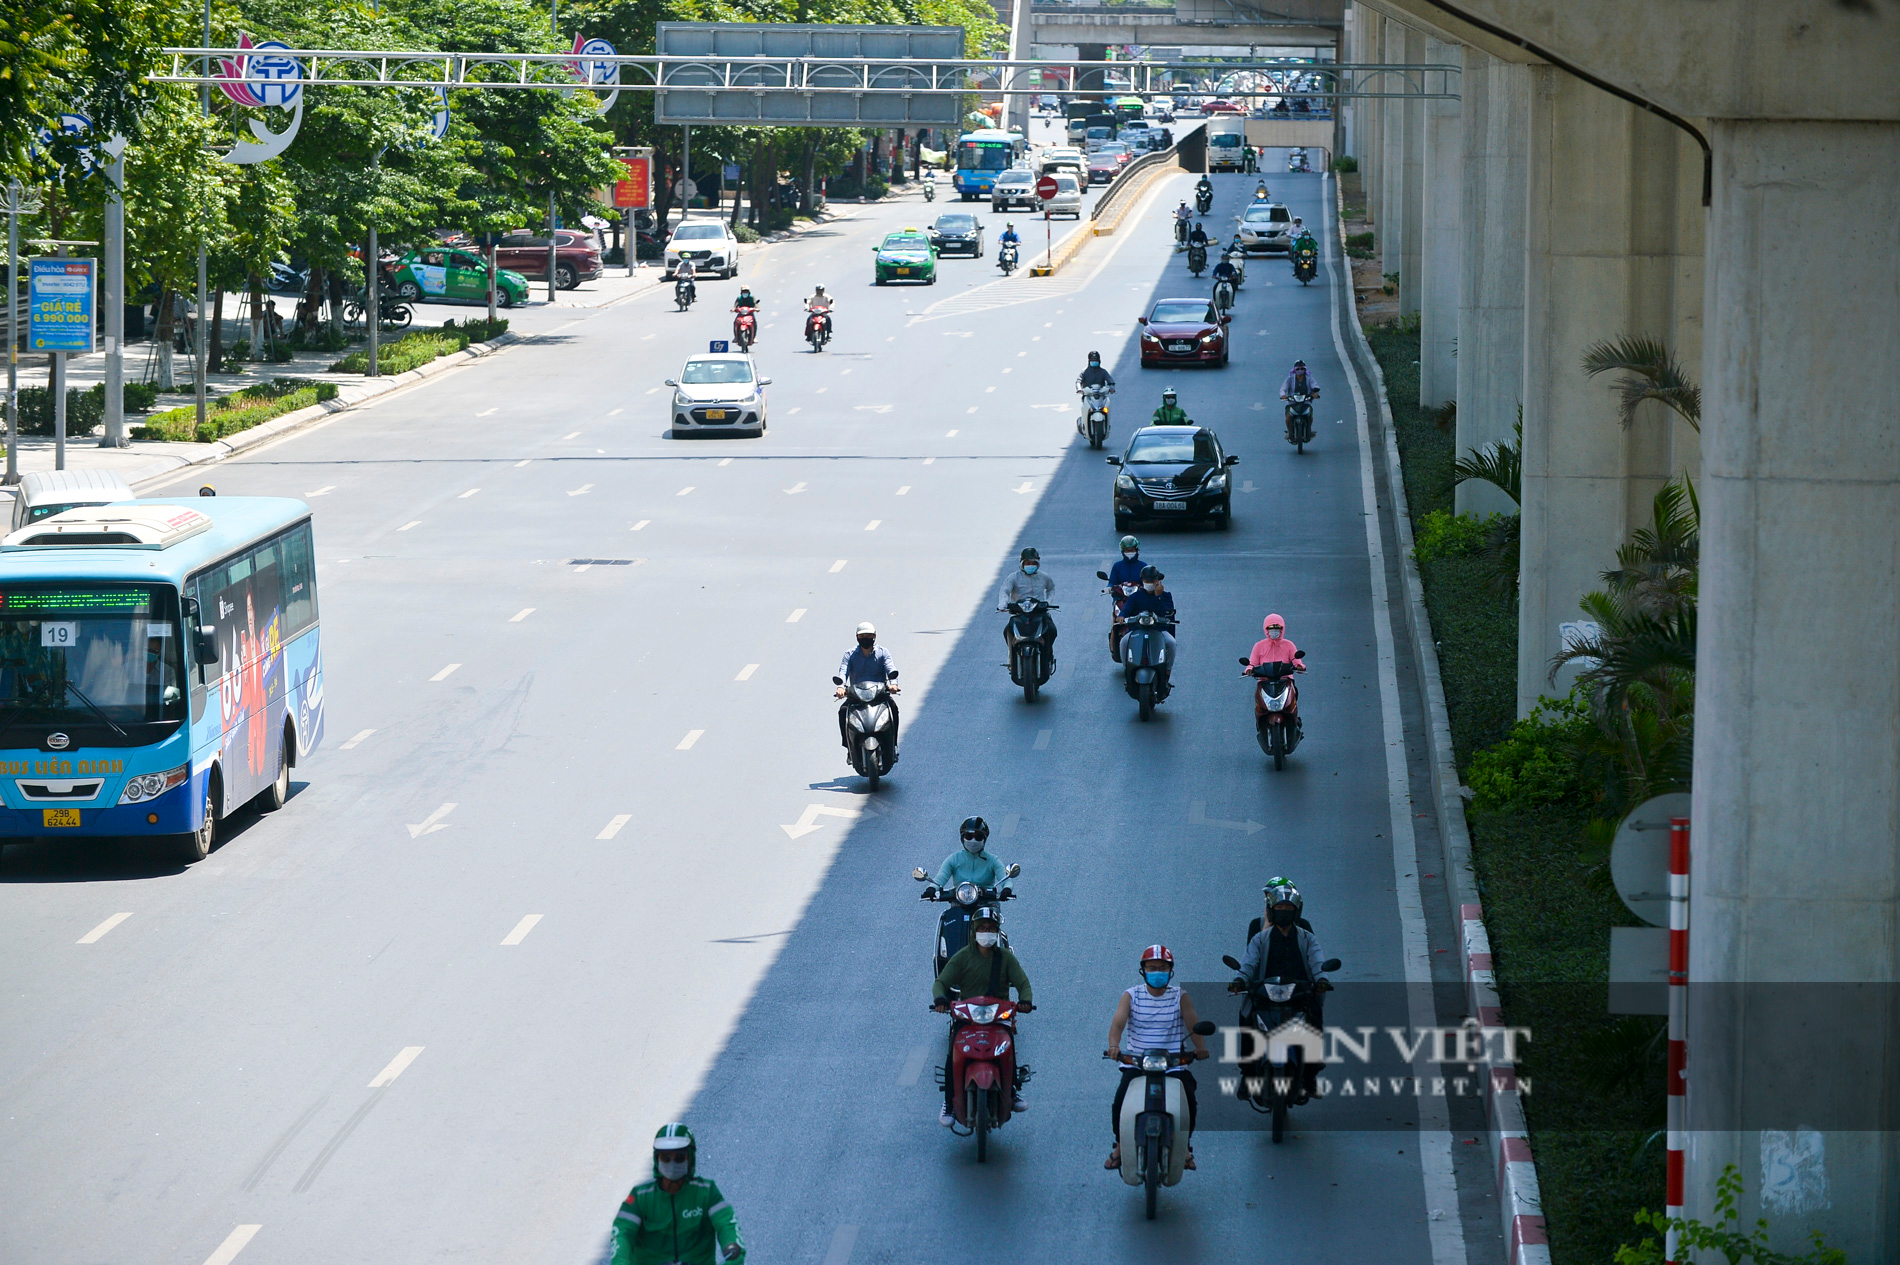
[1139,944,1174,968]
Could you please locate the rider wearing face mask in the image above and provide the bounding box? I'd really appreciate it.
[611,1123,746,1265]
[933,815,1009,890]
[932,906,1034,1125]
[1105,945,1211,1172]
[1230,881,1330,1101]
[999,546,1057,665]
[1247,613,1305,670]
[836,622,898,751]
[1117,564,1176,627]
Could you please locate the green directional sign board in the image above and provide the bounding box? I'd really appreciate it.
[654,23,963,127]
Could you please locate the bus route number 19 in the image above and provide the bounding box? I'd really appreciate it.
[40,622,76,648]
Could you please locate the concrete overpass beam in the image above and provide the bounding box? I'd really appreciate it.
[1418,35,1461,407]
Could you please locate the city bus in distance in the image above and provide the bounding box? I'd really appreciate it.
[1112,96,1146,125]
[0,497,323,862]
[953,129,1029,200]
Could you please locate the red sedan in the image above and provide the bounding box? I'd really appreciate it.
[1200,100,1244,115]
[1139,297,1231,368]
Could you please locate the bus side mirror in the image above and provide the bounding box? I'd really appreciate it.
[194,627,220,666]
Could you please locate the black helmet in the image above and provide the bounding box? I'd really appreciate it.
[1088,350,1101,364]
[960,815,991,843]
[1020,546,1040,564]
[1294,359,1307,369]
[972,904,1003,929]
[1139,564,1163,582]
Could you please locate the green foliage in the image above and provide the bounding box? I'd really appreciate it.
[732,223,762,244]
[135,378,339,442]
[1334,155,1358,172]
[1345,231,1374,258]
[1467,694,1593,815]
[11,382,161,435]
[1453,416,1522,507]
[1616,1165,1848,1265]
[1413,509,1497,564]
[443,315,509,343]
[329,326,474,374]
[1581,335,1701,433]
[123,381,159,412]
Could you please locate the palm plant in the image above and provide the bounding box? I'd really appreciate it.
[1452,414,1523,594]
[1580,336,1701,432]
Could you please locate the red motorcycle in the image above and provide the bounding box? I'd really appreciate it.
[940,995,1030,1161]
[1096,570,1140,659]
[804,305,832,352]
[731,306,758,351]
[1242,651,1305,770]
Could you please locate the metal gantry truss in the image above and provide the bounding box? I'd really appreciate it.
[153,49,1458,100]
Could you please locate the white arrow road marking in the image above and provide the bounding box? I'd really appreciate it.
[1013,482,1035,494]
[781,803,861,839]
[368,1046,424,1088]
[597,814,632,839]
[1189,800,1266,835]
[785,482,807,494]
[305,485,335,497]
[201,1225,262,1265]
[500,914,542,945]
[430,664,460,682]
[568,484,594,496]
[339,728,374,750]
[1242,480,1257,493]
[853,405,892,414]
[407,804,456,838]
[77,912,132,944]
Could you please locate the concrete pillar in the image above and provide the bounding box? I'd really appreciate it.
[1005,0,1032,135]
[1358,12,1383,228]
[1417,35,1461,407]
[1398,23,1424,317]
[1516,67,1701,714]
[1688,119,1900,1264]
[1380,15,1405,277]
[1453,51,1528,518]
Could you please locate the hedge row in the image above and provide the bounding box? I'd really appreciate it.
[12,382,161,436]
[328,317,507,375]
[135,378,339,442]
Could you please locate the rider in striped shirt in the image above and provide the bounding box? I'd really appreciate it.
[1104,944,1211,1171]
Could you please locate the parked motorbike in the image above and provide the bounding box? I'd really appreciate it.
[267,260,308,294]
[1078,384,1113,449]
[1285,390,1316,452]
[938,994,1031,1161]
[1110,1019,1219,1218]
[1186,241,1208,277]
[1212,276,1236,318]
[1292,235,1318,286]
[805,306,832,352]
[1194,185,1213,215]
[1241,651,1305,770]
[341,291,413,331]
[998,241,1019,275]
[1001,597,1058,702]
[1096,570,1140,660]
[731,306,758,351]
[912,866,1019,976]
[1222,952,1342,1143]
[834,671,898,788]
[1119,610,1177,722]
[674,276,696,312]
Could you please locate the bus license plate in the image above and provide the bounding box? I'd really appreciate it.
[1152,501,1187,511]
[42,808,80,828]
[704,409,727,420]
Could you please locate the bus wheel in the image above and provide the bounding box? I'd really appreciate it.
[177,775,219,863]
[257,726,292,812]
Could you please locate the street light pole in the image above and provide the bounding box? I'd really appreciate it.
[195,0,211,435]
[101,137,127,447]
[547,0,559,305]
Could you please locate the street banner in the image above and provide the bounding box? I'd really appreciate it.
[28,258,96,354]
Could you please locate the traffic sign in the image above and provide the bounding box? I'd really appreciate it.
[1610,792,1691,927]
[1036,174,1059,201]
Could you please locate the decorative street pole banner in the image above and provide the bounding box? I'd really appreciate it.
[28,259,97,354]
[214,33,306,164]
[612,154,651,209]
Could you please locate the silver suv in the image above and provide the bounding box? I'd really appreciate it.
[1236,201,1295,254]
[991,168,1039,212]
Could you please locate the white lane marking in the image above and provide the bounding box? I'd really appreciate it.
[829,559,847,573]
[677,729,704,750]
[816,387,828,394]
[597,814,633,840]
[397,520,422,532]
[609,407,623,415]
[985,386,996,392]
[896,486,910,495]
[77,912,132,944]
[305,485,335,497]
[840,368,852,375]
[1031,335,1042,341]
[515,459,531,467]
[1242,480,1257,492]
[1000,367,1011,374]
[787,608,806,622]
[945,430,958,438]
[718,457,733,467]
[1190,799,1265,834]
[966,406,977,414]
[1033,729,1051,750]
[501,914,543,945]
[568,484,594,496]
[735,664,759,681]
[853,404,892,414]
[822,1225,860,1265]
[459,488,481,498]
[1013,481,1034,494]
[631,520,650,530]
[641,333,655,341]
[645,387,660,394]
[477,407,498,416]
[788,407,801,415]
[784,482,807,494]
[897,1044,931,1087]
[1016,350,1027,357]
[573,564,591,573]
[923,457,936,465]
[339,728,375,750]
[368,1046,424,1088]
[510,608,535,622]
[407,804,457,838]
[201,1225,262,1265]
[676,486,695,497]
[864,520,881,531]
[1328,176,1469,1265]
[430,663,461,682]
[782,803,860,839]
[564,431,581,439]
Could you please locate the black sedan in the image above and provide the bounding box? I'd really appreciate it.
[1107,425,1240,529]
[928,213,985,257]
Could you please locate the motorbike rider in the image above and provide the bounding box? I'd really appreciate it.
[1115,565,1176,662]
[1187,220,1210,249]
[611,1124,745,1265]
[731,286,760,312]
[804,284,834,338]
[1150,387,1192,427]
[1105,945,1212,1172]
[932,905,1034,1124]
[1193,174,1213,206]
[1173,200,1193,242]
[1211,251,1241,298]
[999,546,1058,665]
[933,815,1010,890]
[1229,881,1331,1101]
[673,256,697,303]
[835,621,898,749]
[1077,349,1115,392]
[1104,535,1144,656]
[1280,359,1320,439]
[1246,613,1305,672]
[1290,216,1313,243]
[999,222,1021,260]
[1253,179,1269,201]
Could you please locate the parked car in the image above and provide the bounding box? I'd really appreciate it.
[1108,425,1239,529]
[1236,200,1296,254]
[391,248,530,307]
[928,212,985,257]
[495,230,602,289]
[1137,295,1231,368]
[990,168,1040,212]
[1042,172,1084,219]
[663,219,740,280]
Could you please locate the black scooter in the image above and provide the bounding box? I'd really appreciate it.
[1186,240,1208,277]
[1002,597,1058,702]
[674,276,696,311]
[1222,951,1342,1143]
[1292,237,1318,286]
[1285,391,1316,452]
[1194,185,1213,215]
[1119,610,1177,722]
[834,670,899,788]
[912,865,1019,975]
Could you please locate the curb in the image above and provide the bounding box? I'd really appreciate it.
[1331,180,1551,1265]
[1031,160,1183,277]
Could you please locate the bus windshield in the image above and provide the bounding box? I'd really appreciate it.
[957,141,1015,173]
[0,584,186,727]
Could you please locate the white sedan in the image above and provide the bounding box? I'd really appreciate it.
[665,352,770,438]
[665,219,739,279]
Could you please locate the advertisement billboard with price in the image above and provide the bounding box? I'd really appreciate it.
[28,259,96,354]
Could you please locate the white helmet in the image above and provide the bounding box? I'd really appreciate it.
[855,622,877,636]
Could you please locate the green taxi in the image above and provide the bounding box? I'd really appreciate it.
[391,247,530,307]
[872,229,938,285]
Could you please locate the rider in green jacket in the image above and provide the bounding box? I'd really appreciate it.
[1150,387,1193,427]
[612,1124,746,1265]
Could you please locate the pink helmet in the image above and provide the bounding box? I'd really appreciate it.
[1263,613,1286,635]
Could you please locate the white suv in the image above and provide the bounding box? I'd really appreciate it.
[991,168,1039,212]
[1236,201,1296,254]
[665,220,739,279]
[1042,173,1083,220]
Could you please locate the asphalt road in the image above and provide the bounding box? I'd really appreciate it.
[0,149,1501,1264]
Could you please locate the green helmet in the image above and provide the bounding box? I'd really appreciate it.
[653,1122,697,1179]
[1119,535,1139,553]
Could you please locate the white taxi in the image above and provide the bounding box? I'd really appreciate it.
[665,350,770,438]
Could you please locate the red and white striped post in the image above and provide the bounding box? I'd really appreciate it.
[1664,814,1690,1263]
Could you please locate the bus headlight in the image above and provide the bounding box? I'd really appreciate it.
[119,763,190,805]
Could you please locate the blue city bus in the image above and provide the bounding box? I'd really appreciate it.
[0,497,322,861]
[952,128,1029,199]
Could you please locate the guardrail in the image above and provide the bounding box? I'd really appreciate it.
[1029,127,1198,276]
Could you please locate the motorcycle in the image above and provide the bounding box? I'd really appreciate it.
[834,671,899,788]
[1173,216,1189,250]
[1292,236,1318,286]
[998,240,1019,275]
[938,993,1031,1161]
[1096,570,1139,659]
[912,866,1019,976]
[674,275,696,312]
[1194,185,1213,215]
[1222,951,1342,1143]
[267,259,308,294]
[1186,241,1208,277]
[1001,597,1058,702]
[1077,383,1113,449]
[731,306,758,351]
[1225,245,1247,288]
[924,179,936,203]
[1241,651,1305,769]
[805,307,832,352]
[1212,276,1236,318]
[1285,390,1317,452]
[1119,609,1176,722]
[342,290,413,331]
[1287,148,1311,173]
[1110,1019,1219,1219]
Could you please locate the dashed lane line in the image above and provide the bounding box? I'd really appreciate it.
[77,912,132,944]
[736,664,759,681]
[676,730,704,750]
[368,1046,424,1088]
[501,915,543,945]
[339,729,375,750]
[597,815,633,840]
[510,608,535,622]
[430,664,461,682]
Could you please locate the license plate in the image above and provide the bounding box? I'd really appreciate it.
[1169,343,1192,352]
[1152,501,1188,512]
[704,409,727,420]
[896,267,911,275]
[42,808,80,828]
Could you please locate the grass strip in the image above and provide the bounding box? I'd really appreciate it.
[135,378,339,443]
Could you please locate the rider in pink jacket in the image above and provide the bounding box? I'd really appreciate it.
[1247,613,1306,670]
